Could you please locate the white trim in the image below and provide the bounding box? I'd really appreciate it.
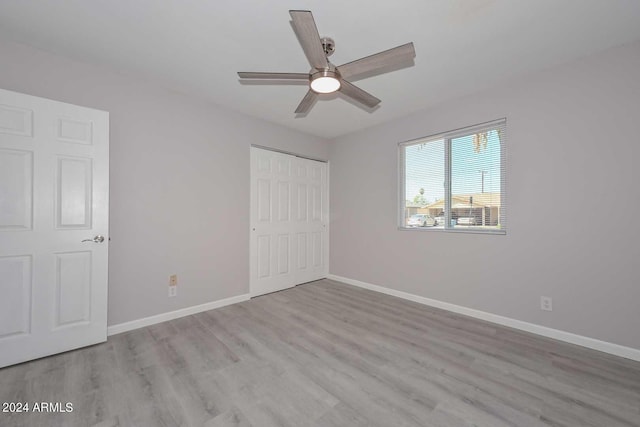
[398,118,507,147]
[107,294,250,336]
[327,274,640,362]
[250,144,328,163]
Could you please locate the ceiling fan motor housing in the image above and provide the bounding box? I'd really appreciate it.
[321,37,335,56]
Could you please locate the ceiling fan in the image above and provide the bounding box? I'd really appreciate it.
[237,10,416,114]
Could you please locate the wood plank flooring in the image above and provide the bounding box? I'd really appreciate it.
[1,279,639,426]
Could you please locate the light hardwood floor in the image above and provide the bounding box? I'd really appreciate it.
[1,279,639,427]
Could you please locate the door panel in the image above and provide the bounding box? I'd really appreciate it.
[311,184,322,222]
[277,181,289,221]
[297,183,308,221]
[0,149,33,230]
[0,255,32,338]
[312,232,322,268]
[257,235,271,278]
[0,88,108,368]
[0,103,33,137]
[57,117,93,145]
[297,233,307,270]
[257,178,271,222]
[250,147,328,297]
[56,156,92,228]
[54,251,92,327]
[277,234,289,274]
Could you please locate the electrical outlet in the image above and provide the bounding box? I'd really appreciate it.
[169,274,178,286]
[168,285,177,297]
[540,296,553,311]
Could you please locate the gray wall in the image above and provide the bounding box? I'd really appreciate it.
[3,36,639,351]
[0,39,329,326]
[329,41,640,350]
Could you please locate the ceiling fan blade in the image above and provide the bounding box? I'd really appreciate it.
[295,90,318,114]
[289,10,328,70]
[339,80,381,109]
[337,42,416,80]
[238,72,309,80]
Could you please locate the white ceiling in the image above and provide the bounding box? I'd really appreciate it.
[1,0,640,139]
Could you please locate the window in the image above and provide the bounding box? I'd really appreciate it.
[399,119,506,234]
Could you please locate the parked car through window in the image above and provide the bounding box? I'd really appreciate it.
[406,214,436,227]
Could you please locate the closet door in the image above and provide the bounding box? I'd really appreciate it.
[249,147,327,297]
[291,156,328,285]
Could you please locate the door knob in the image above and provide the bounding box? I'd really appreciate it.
[82,235,105,243]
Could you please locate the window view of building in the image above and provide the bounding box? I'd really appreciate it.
[400,119,505,233]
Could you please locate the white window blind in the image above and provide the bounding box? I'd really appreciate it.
[399,119,506,234]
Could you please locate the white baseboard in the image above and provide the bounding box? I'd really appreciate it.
[107,294,251,336]
[327,274,640,362]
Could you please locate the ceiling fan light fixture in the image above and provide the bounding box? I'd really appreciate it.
[310,70,340,93]
[238,10,415,114]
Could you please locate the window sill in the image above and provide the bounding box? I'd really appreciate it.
[398,226,506,235]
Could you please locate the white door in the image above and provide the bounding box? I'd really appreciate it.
[250,147,328,297]
[0,88,109,368]
[292,155,329,284]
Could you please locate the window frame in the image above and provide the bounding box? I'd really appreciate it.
[398,118,506,235]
